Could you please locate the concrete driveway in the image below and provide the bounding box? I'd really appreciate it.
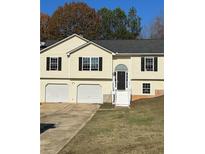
[40,103,100,154]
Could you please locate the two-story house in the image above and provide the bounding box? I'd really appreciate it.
[40,34,164,106]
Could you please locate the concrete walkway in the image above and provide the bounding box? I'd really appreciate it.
[40,103,100,154]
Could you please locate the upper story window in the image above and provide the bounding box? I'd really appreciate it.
[145,57,154,71]
[141,57,158,72]
[50,57,58,70]
[91,57,99,71]
[46,57,62,71]
[79,57,102,71]
[82,57,90,71]
[143,83,151,94]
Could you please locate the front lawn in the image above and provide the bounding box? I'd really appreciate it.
[59,96,164,154]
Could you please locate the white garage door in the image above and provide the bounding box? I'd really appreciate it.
[77,85,102,104]
[46,84,69,103]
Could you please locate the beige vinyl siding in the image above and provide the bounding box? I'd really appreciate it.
[131,56,164,80]
[113,56,131,70]
[40,36,87,78]
[131,80,164,95]
[69,44,113,79]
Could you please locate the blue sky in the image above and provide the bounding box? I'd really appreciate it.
[40,0,164,26]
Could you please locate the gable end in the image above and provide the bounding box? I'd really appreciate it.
[40,34,89,54]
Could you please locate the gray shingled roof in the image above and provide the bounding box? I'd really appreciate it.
[41,39,164,54]
[92,40,164,53]
[45,40,59,46]
[40,40,59,50]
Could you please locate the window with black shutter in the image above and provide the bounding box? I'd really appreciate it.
[46,57,62,71]
[142,57,157,72]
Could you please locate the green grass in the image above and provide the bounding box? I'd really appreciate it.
[59,96,164,154]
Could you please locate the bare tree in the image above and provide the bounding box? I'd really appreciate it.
[150,15,164,39]
[40,13,50,41]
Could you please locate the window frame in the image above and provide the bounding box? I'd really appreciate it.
[91,57,99,71]
[142,83,151,94]
[82,57,90,71]
[144,57,154,72]
[49,57,58,71]
[82,57,99,71]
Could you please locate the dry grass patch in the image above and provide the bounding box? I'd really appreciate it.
[59,96,164,154]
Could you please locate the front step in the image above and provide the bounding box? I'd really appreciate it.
[115,91,130,107]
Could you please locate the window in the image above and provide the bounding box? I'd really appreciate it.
[82,57,100,71]
[46,57,62,71]
[50,57,58,70]
[141,57,158,72]
[145,57,154,71]
[143,83,151,94]
[91,57,99,71]
[82,57,90,70]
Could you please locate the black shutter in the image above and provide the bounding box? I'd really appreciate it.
[141,57,145,71]
[154,57,158,71]
[58,57,62,71]
[99,57,102,71]
[46,57,50,71]
[79,57,82,71]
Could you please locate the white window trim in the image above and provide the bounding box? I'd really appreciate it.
[144,56,154,72]
[49,57,58,71]
[82,57,100,71]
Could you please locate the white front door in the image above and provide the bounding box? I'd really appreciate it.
[45,84,69,103]
[77,85,103,103]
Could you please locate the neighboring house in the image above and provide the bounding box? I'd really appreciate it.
[40,34,164,107]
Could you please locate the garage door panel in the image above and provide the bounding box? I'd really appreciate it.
[46,84,69,103]
[78,85,102,104]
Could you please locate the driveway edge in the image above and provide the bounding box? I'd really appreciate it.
[56,105,100,154]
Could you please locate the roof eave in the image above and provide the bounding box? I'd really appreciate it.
[67,41,116,56]
[115,52,164,56]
